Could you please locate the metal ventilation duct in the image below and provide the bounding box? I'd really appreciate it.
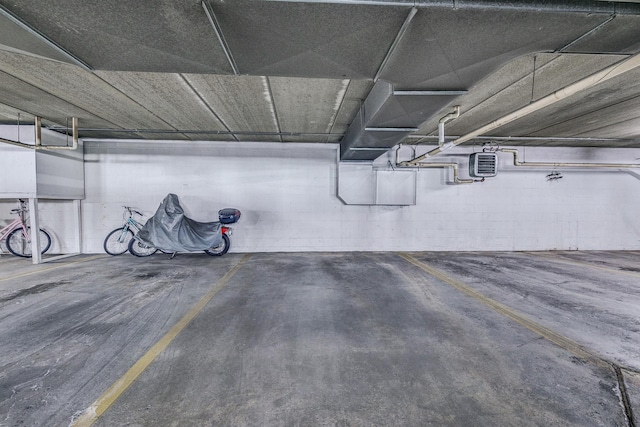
[340,80,465,161]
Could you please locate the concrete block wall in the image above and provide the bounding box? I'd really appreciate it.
[2,140,640,254]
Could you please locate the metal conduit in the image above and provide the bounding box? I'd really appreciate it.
[259,0,640,15]
[500,148,640,169]
[48,127,345,138]
[395,144,480,184]
[406,135,640,144]
[405,51,640,165]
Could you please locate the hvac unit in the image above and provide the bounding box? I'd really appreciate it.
[469,152,497,177]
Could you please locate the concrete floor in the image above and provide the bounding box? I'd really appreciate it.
[0,251,638,426]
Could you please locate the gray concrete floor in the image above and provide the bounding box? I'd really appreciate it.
[0,251,638,426]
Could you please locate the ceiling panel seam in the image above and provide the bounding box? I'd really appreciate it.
[452,55,565,122]
[325,80,351,143]
[88,72,191,138]
[374,7,417,82]
[0,69,128,130]
[556,15,616,53]
[0,4,92,71]
[263,77,283,143]
[179,74,239,142]
[201,0,239,75]
[529,94,640,137]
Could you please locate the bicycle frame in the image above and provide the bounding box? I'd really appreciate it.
[0,209,29,243]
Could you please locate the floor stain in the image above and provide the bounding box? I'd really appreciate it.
[0,281,70,303]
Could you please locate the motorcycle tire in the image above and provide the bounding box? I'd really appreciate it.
[205,234,230,256]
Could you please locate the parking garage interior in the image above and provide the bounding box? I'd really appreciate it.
[1,1,640,426]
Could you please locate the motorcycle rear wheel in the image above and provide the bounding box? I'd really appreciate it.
[128,238,158,257]
[205,234,230,256]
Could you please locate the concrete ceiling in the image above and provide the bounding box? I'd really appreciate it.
[1,0,640,160]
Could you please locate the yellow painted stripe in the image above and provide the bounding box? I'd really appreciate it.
[70,253,251,427]
[525,251,640,278]
[0,255,103,283]
[397,252,609,369]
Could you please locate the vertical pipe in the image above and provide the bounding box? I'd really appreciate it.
[34,116,41,147]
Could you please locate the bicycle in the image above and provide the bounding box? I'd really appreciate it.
[0,199,52,258]
[103,206,147,255]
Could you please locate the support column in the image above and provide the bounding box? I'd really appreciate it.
[28,198,41,264]
[74,199,82,254]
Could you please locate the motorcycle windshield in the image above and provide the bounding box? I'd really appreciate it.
[135,193,223,252]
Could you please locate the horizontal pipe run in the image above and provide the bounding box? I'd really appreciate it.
[393,90,468,96]
[259,0,640,15]
[405,135,640,144]
[500,148,640,169]
[394,144,478,184]
[48,127,345,138]
[403,162,476,184]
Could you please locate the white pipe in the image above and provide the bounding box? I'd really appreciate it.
[438,106,460,146]
[394,144,481,184]
[0,117,79,150]
[406,51,640,164]
[500,148,640,169]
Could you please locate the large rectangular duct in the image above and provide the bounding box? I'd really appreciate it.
[340,80,465,161]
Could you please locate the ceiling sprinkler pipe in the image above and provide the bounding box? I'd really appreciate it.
[438,106,460,146]
[500,148,640,169]
[405,51,640,165]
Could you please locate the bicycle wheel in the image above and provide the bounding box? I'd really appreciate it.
[104,228,134,255]
[7,227,52,258]
[128,238,157,257]
[204,234,230,256]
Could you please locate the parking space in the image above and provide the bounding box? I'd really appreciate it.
[0,251,637,426]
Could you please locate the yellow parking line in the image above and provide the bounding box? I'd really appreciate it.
[0,255,104,283]
[70,253,252,427]
[397,252,609,369]
[524,251,640,278]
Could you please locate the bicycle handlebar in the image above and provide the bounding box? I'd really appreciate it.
[123,206,143,216]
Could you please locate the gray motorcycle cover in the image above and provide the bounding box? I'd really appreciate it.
[135,193,223,252]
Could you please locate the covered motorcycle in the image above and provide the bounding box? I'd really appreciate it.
[129,193,240,257]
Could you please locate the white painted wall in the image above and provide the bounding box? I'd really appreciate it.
[2,139,640,254]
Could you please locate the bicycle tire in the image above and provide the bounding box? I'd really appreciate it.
[6,227,52,258]
[128,238,157,257]
[204,234,230,256]
[104,228,134,255]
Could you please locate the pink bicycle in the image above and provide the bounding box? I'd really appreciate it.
[0,200,51,258]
